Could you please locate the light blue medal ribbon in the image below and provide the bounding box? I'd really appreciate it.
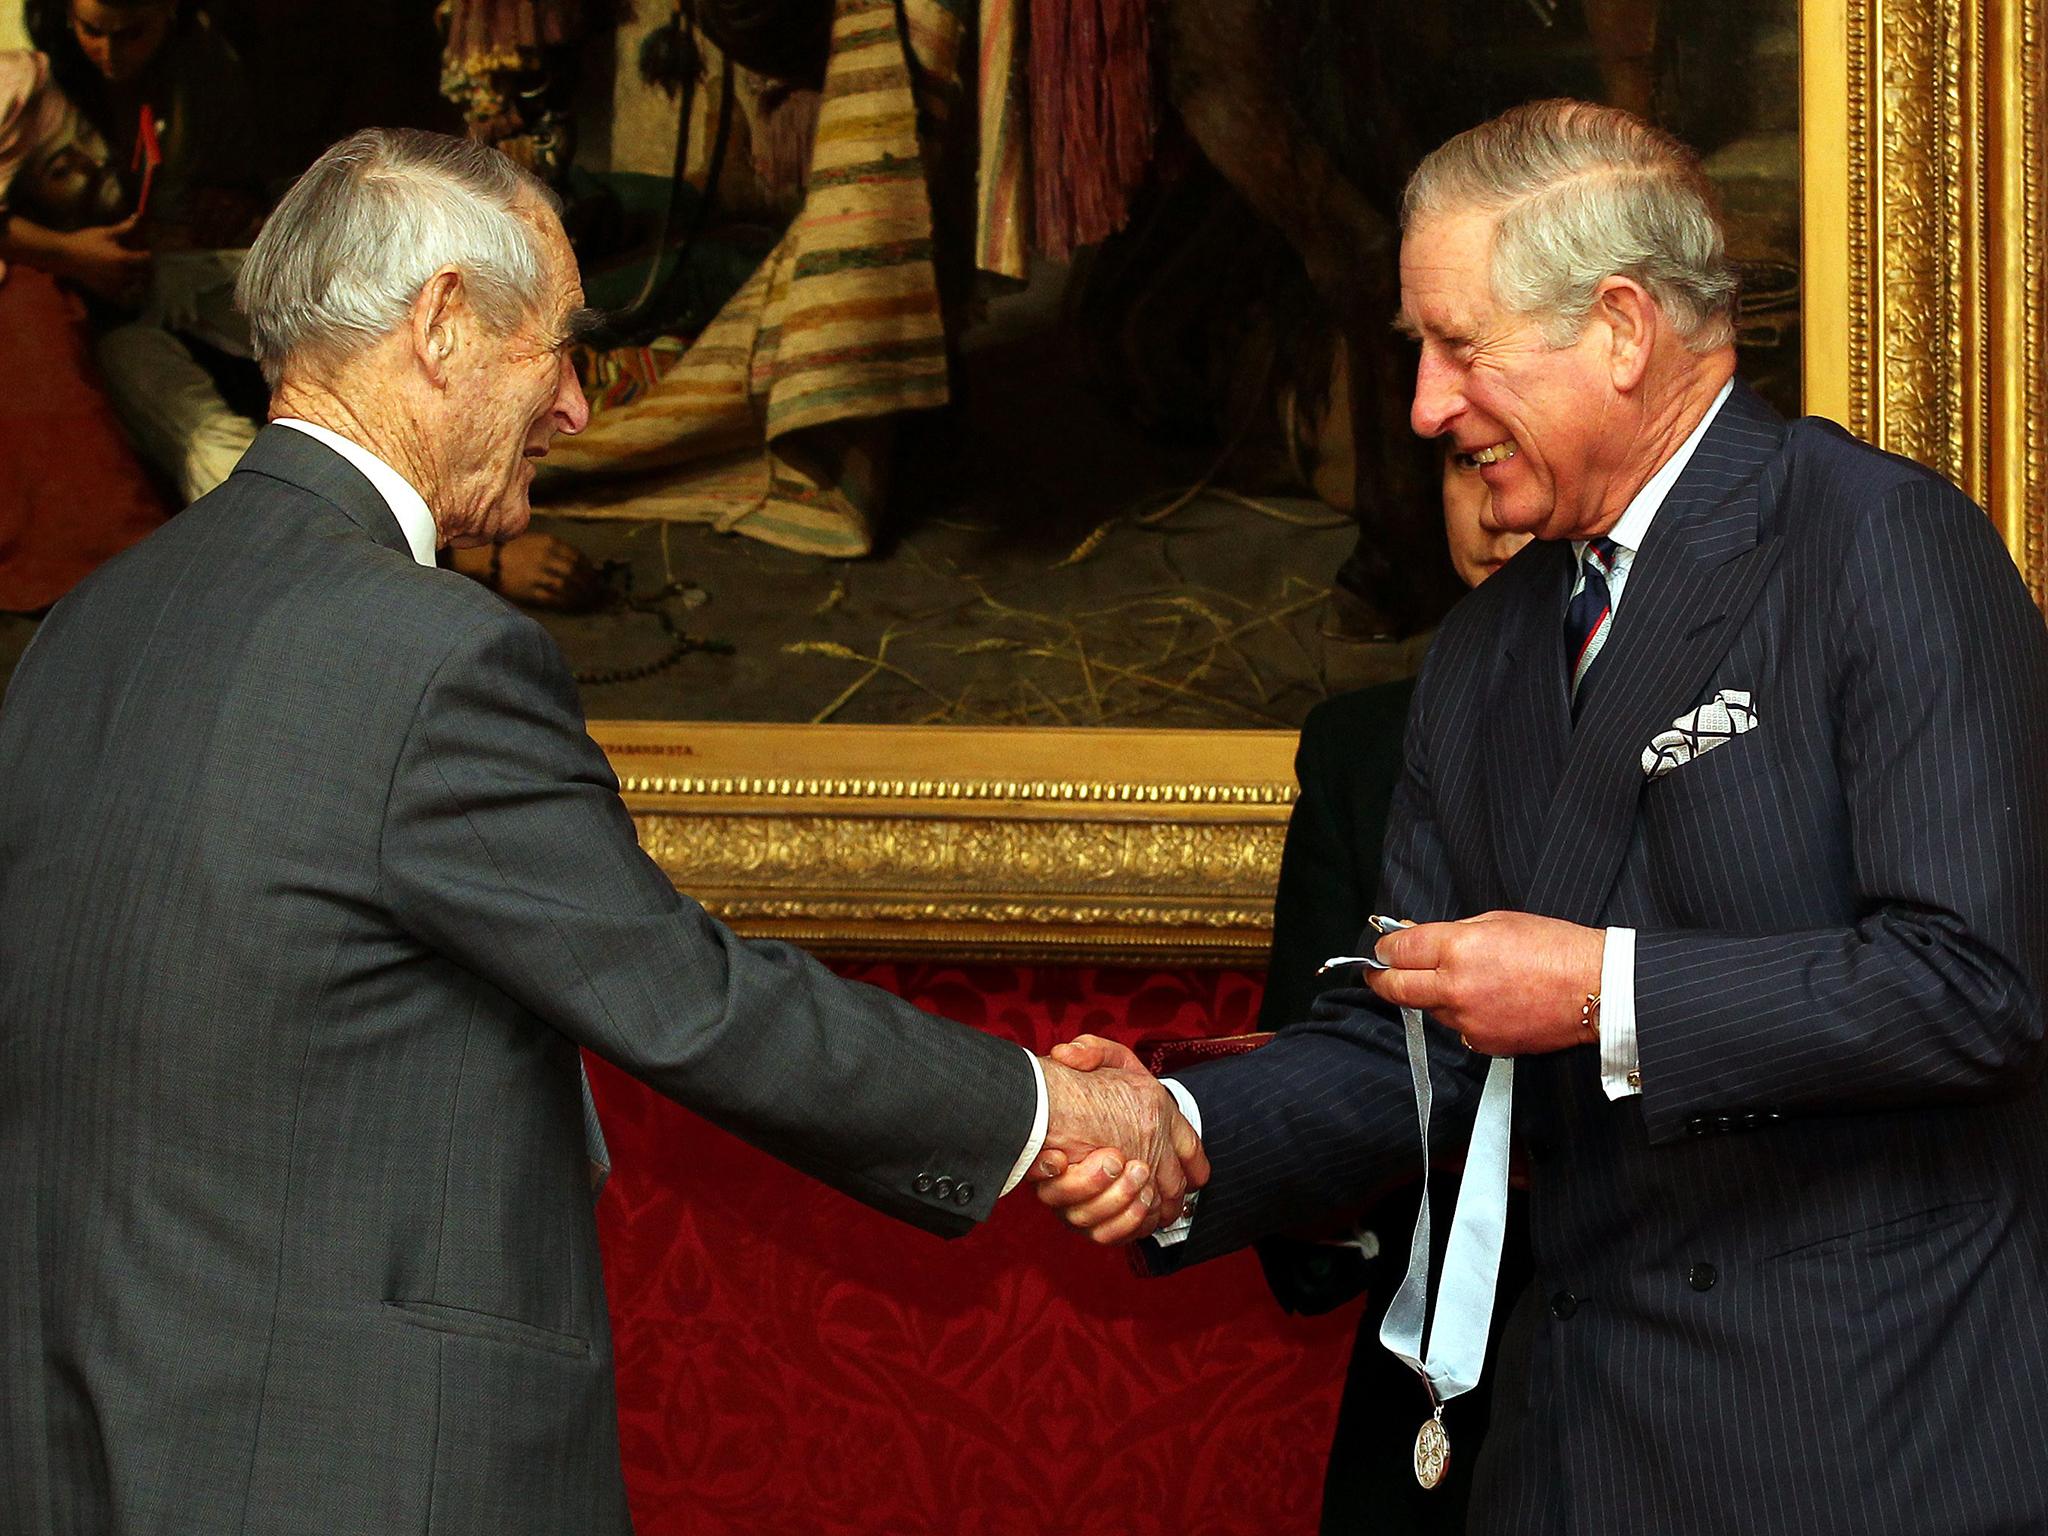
[1356,923,1515,1489]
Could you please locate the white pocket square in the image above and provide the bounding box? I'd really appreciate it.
[1642,688,1757,781]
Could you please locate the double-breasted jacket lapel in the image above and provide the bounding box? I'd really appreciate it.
[1482,541,1575,907]
[1482,383,1791,924]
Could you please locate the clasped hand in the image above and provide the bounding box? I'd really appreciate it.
[1031,1035,1208,1245]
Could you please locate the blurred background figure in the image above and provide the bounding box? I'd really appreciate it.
[0,0,600,610]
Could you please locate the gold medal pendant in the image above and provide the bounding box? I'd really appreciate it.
[1414,1411,1451,1490]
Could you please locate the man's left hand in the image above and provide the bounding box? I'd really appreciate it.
[1367,911,1605,1056]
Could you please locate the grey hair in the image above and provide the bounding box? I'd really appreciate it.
[235,128,560,386]
[1401,99,1738,352]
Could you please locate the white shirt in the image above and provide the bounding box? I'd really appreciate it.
[275,418,1053,1196]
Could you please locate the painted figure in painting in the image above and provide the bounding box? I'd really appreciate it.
[0,0,603,610]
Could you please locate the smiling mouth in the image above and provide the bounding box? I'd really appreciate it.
[1457,442,1518,468]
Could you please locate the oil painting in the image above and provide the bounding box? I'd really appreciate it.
[1,0,1802,730]
[1,0,2039,958]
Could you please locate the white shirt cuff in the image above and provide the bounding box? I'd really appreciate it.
[1598,926,1642,1099]
[1160,1077,1203,1139]
[1001,1048,1051,1196]
[1147,1078,1203,1246]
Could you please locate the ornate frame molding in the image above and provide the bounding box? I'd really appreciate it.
[601,723,1297,963]
[603,0,2047,961]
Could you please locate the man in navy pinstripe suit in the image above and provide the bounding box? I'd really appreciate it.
[1043,99,2048,1534]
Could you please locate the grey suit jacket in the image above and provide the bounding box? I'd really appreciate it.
[1156,384,2048,1534]
[0,427,1037,1536]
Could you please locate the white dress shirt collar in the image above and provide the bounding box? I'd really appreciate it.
[273,418,439,570]
[1584,376,1736,558]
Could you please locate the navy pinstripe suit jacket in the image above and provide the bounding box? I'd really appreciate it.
[1163,383,2048,1534]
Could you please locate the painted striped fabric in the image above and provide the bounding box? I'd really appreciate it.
[974,0,1030,280]
[542,0,955,556]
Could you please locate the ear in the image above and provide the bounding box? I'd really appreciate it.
[1592,275,1657,393]
[409,268,466,385]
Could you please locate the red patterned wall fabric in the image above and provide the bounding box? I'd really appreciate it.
[589,963,1359,1536]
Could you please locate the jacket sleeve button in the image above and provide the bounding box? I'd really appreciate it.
[953,1182,974,1205]
[913,1173,934,1194]
[932,1176,954,1200]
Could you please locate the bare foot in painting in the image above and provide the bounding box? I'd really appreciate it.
[449,532,603,612]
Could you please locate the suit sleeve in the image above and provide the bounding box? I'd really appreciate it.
[376,609,1038,1236]
[1155,652,1488,1271]
[1254,691,1409,1311]
[1633,476,2048,1140]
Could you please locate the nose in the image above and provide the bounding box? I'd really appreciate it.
[554,355,590,436]
[1410,349,1463,441]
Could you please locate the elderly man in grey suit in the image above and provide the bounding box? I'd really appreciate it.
[0,128,1202,1536]
[1043,100,2048,1534]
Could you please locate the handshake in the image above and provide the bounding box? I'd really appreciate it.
[1028,1035,1209,1245]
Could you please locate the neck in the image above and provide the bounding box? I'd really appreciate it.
[1590,350,1736,535]
[271,375,443,537]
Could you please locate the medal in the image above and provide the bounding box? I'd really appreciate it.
[1414,1408,1450,1490]
[1373,941,1510,1497]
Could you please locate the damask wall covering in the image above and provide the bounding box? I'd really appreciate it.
[591,962,1355,1536]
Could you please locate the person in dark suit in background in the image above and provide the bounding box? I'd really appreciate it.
[1257,448,1529,1534]
[1043,98,2048,1535]
[0,127,1201,1536]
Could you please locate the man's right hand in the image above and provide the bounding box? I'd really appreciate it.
[1035,1034,1208,1244]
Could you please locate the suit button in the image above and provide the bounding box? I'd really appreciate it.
[1688,1263,1717,1292]
[932,1176,954,1200]
[953,1182,974,1206]
[913,1173,934,1194]
[1550,1290,1578,1320]
[1684,1117,1707,1137]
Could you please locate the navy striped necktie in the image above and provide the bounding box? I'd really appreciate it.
[1564,536,1620,712]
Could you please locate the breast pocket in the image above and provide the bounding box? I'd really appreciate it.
[1643,724,1766,812]
[1638,730,1793,924]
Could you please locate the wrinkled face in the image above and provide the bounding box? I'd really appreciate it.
[69,0,177,83]
[1442,447,1530,589]
[438,213,593,547]
[1398,210,1624,542]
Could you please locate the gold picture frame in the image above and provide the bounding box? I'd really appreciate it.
[601,0,2048,963]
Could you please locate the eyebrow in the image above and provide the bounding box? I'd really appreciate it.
[561,307,606,347]
[1391,311,1423,341]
